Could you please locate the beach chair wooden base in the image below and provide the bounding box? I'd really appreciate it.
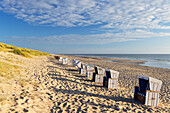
[134,93,145,104]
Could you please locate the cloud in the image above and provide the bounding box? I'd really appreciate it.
[6,30,170,45]
[0,0,170,30]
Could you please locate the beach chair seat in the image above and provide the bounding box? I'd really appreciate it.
[103,69,119,89]
[62,58,68,64]
[134,75,162,106]
[93,66,105,82]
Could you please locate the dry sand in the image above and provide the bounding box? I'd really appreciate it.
[0,52,169,112]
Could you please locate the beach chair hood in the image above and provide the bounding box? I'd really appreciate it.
[110,70,119,79]
[76,61,81,68]
[137,75,162,92]
[148,77,162,91]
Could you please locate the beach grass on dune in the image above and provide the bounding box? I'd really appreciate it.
[0,42,51,57]
[0,61,21,79]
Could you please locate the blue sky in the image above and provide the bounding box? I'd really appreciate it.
[0,0,170,54]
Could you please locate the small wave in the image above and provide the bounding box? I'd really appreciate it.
[154,59,170,62]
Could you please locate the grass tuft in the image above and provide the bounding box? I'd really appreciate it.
[0,61,20,79]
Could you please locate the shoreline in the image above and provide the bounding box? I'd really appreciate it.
[64,54,170,69]
[59,55,170,105]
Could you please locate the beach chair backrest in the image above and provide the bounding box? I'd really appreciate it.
[86,65,94,71]
[95,66,101,74]
[97,67,105,74]
[110,70,119,79]
[149,77,162,91]
[138,75,150,93]
[106,69,119,79]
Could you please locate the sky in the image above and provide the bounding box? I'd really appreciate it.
[0,0,170,54]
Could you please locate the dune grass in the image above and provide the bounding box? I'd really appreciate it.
[0,42,51,58]
[0,61,21,79]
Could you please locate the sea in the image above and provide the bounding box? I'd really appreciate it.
[69,54,170,69]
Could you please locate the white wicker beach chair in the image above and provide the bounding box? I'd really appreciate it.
[76,61,82,68]
[104,69,119,89]
[85,65,94,79]
[134,75,162,106]
[62,58,68,64]
[67,59,72,65]
[59,57,63,61]
[79,64,86,75]
[72,59,77,67]
[93,66,105,83]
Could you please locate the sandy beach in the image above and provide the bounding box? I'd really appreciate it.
[0,52,169,112]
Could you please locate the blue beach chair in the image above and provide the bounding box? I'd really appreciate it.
[134,75,162,106]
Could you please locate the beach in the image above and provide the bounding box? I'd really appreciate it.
[0,52,169,112]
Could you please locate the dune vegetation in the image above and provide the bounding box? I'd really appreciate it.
[0,61,21,79]
[0,42,51,58]
[0,42,53,107]
[0,42,52,81]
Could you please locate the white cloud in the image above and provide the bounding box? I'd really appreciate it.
[7,30,170,45]
[0,0,170,30]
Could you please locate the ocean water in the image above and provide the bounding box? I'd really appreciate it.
[71,54,170,69]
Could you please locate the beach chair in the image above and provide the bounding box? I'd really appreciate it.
[54,56,60,59]
[62,58,68,64]
[67,59,72,65]
[76,61,82,68]
[72,60,81,68]
[79,64,86,75]
[104,69,119,89]
[93,66,105,83]
[85,65,94,79]
[59,57,63,61]
[134,75,162,106]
